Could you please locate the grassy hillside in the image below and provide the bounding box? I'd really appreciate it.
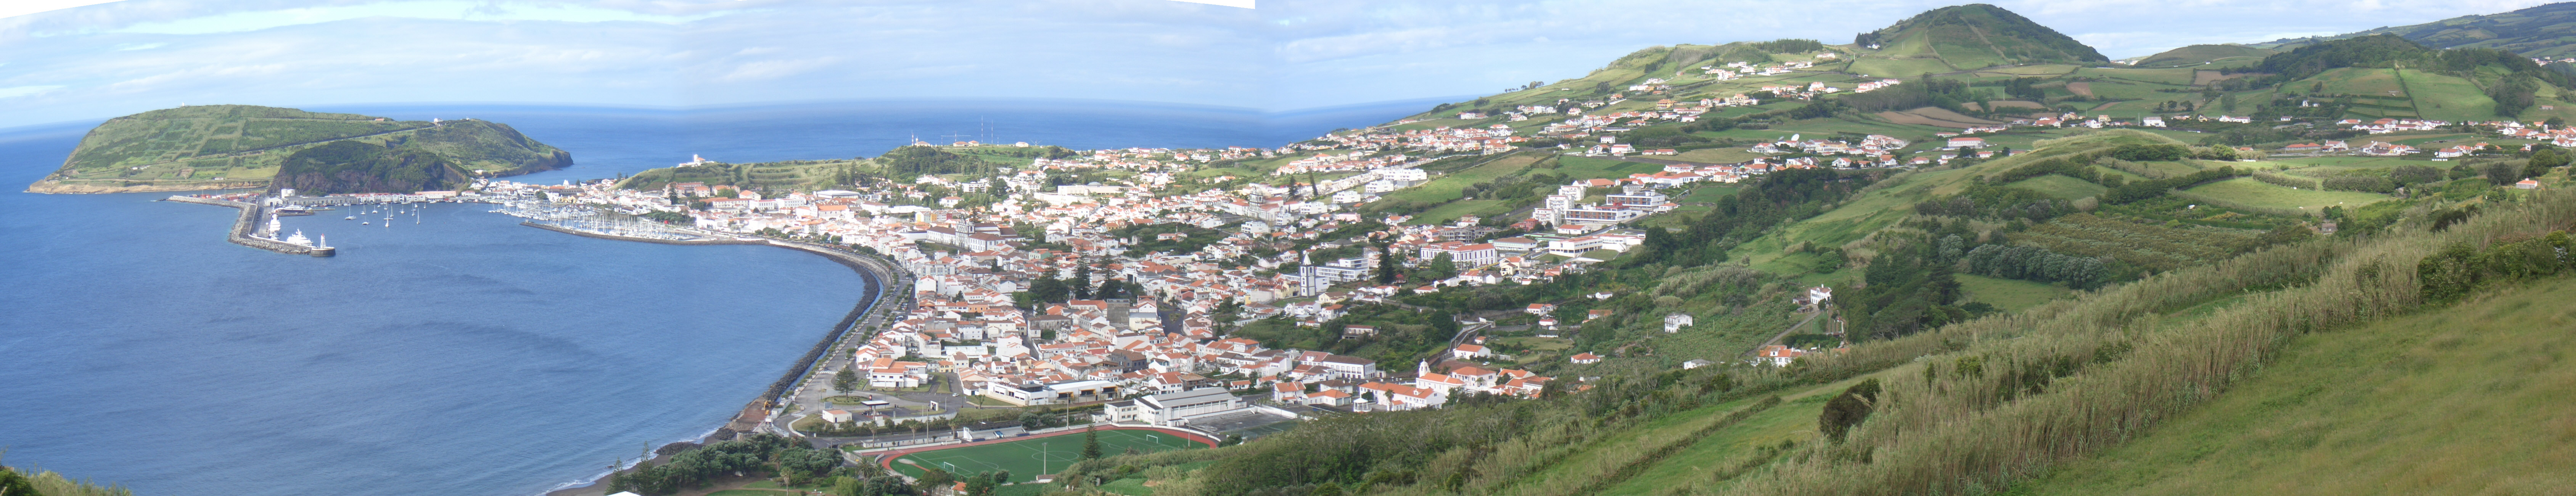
[2132,44,2275,69]
[1849,4,2108,72]
[2011,275,2576,495]
[28,105,568,193]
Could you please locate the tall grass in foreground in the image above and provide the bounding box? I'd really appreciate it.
[1710,189,2576,496]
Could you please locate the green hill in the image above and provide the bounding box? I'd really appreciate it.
[1849,4,2108,74]
[2250,34,2573,119]
[2131,44,2275,68]
[268,140,474,195]
[27,105,569,194]
[2256,2,2576,58]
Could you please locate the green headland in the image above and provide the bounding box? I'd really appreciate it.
[26,104,570,194]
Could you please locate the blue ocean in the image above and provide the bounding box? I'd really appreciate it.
[0,98,1435,496]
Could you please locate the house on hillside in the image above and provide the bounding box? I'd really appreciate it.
[1570,352,1602,364]
[1664,313,1694,333]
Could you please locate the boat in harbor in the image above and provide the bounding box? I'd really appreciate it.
[345,216,357,220]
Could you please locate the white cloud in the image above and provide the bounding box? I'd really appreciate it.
[1169,0,1254,7]
[108,1,724,35]
[716,56,840,82]
[113,42,164,50]
[0,0,121,21]
[0,85,68,98]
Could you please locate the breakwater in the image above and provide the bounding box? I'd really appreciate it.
[164,195,333,256]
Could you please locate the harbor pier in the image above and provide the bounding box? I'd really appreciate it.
[164,195,335,256]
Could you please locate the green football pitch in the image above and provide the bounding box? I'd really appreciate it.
[888,429,1204,483]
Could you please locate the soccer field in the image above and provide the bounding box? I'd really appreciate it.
[888,429,1205,483]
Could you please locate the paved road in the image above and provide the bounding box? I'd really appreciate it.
[777,251,943,434]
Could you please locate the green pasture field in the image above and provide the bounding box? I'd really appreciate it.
[1380,154,1538,205]
[2074,81,2175,101]
[2181,177,2390,210]
[2123,129,2215,143]
[889,430,1204,483]
[2269,156,2429,169]
[1674,147,1763,163]
[1732,167,1980,267]
[1845,57,1957,79]
[1954,274,2071,313]
[1967,131,2077,151]
[1971,64,2079,77]
[2075,67,2199,85]
[2396,69,2500,122]
[1556,156,1667,180]
[2006,174,2108,199]
[1710,101,1801,118]
[1409,200,1510,225]
[1634,205,1711,229]
[2314,68,2410,98]
[2386,133,2475,147]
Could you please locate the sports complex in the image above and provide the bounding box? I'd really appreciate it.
[878,427,1216,483]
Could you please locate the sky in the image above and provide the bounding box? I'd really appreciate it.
[0,0,2562,128]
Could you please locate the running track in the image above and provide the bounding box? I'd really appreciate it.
[868,426,1219,475]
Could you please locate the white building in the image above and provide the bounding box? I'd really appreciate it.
[983,379,1123,406]
[1418,241,1500,266]
[1096,388,1262,427]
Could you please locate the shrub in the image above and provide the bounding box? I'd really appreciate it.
[1818,379,1883,442]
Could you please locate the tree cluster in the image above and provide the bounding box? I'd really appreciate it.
[876,145,996,176]
[608,434,841,494]
[2101,166,2243,205]
[1961,244,2109,288]
[2418,231,2576,304]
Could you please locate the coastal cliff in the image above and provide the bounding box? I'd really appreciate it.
[27,105,570,194]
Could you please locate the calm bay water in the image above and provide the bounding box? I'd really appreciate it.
[0,98,1429,496]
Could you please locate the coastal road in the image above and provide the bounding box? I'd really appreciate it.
[778,250,938,434]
